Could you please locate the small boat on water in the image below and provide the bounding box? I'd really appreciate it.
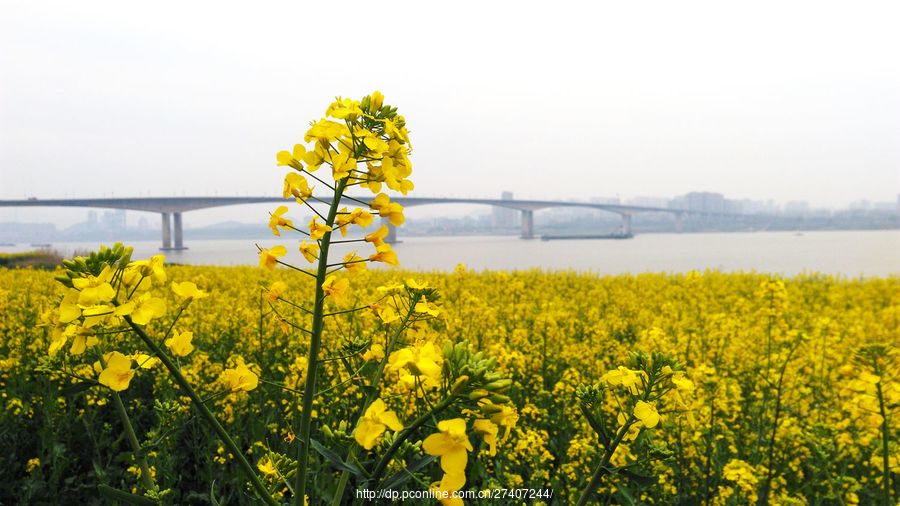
[541,233,634,241]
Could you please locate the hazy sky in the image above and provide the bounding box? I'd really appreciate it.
[1,0,898,227]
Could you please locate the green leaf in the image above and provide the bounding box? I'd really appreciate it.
[61,381,97,397]
[381,455,436,490]
[210,480,222,506]
[580,403,611,450]
[97,484,157,506]
[618,467,659,487]
[309,439,367,477]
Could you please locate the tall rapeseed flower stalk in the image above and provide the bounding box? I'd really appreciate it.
[264,91,414,504]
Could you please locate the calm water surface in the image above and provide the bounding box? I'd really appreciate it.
[8,230,898,276]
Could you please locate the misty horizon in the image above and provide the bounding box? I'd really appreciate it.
[2,1,899,227]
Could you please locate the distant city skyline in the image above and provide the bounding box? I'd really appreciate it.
[0,189,896,231]
[2,0,899,223]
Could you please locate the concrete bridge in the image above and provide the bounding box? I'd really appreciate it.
[0,196,722,249]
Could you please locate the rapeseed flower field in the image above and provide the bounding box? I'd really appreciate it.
[0,92,897,505]
[1,267,897,504]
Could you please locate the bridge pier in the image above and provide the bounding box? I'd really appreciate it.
[520,210,534,239]
[173,212,185,249]
[621,213,633,236]
[160,212,172,250]
[383,218,398,244]
[674,212,684,233]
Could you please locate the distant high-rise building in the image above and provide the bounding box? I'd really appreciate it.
[102,210,126,230]
[684,192,725,213]
[626,196,668,208]
[492,191,516,229]
[784,201,810,216]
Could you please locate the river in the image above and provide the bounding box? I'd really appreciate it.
[7,230,898,276]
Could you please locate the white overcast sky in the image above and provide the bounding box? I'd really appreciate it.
[1,0,899,226]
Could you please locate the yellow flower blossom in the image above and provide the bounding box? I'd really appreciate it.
[321,275,351,305]
[25,458,40,473]
[72,266,115,306]
[365,225,390,246]
[388,341,443,389]
[126,293,167,325]
[423,418,473,476]
[265,281,287,303]
[336,208,374,237]
[299,241,319,263]
[343,251,367,274]
[98,352,135,392]
[353,398,403,450]
[362,343,384,361]
[221,358,258,392]
[414,296,441,317]
[304,119,348,144]
[369,193,405,226]
[268,206,293,236]
[473,419,499,456]
[283,172,313,203]
[258,245,286,271]
[633,400,660,428]
[257,457,278,476]
[369,243,399,266]
[308,217,333,241]
[131,353,160,369]
[602,366,643,395]
[165,330,194,357]
[276,144,307,169]
[171,281,208,300]
[374,305,399,324]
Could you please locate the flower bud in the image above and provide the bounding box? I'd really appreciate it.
[370,91,384,111]
[468,389,489,400]
[484,379,512,392]
[488,394,511,404]
[451,375,469,395]
[321,424,334,439]
[479,403,503,415]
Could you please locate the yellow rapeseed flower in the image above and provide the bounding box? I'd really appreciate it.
[221,358,258,392]
[268,206,293,236]
[165,330,195,357]
[321,275,351,305]
[633,400,660,428]
[353,398,403,450]
[308,217,333,241]
[299,241,319,263]
[369,243,399,266]
[171,281,209,300]
[423,418,473,476]
[265,281,287,303]
[258,245,286,271]
[98,352,135,392]
[283,172,313,203]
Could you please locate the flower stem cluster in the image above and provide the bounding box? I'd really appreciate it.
[575,351,693,506]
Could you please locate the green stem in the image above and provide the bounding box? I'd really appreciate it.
[110,390,155,492]
[576,413,635,506]
[295,178,348,506]
[874,362,892,506]
[124,318,277,506]
[368,394,456,487]
[331,296,420,505]
[576,372,659,506]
